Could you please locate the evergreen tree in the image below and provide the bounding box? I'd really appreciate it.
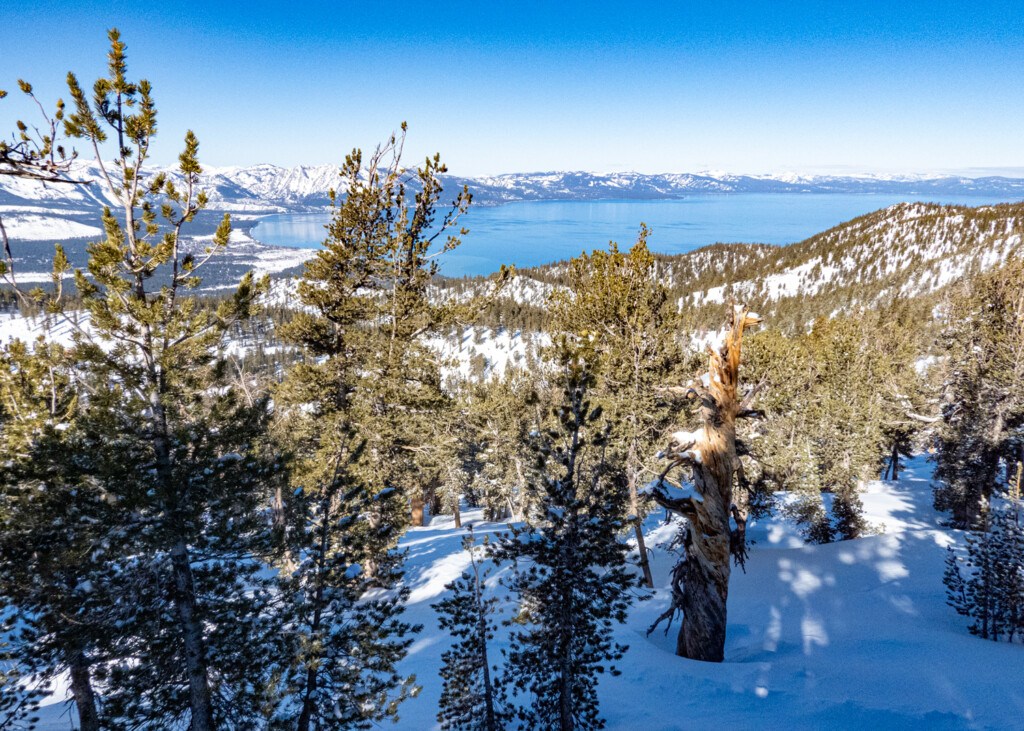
[273,126,491,729]
[549,230,683,587]
[935,257,1024,527]
[742,309,922,542]
[0,338,109,730]
[464,368,543,522]
[495,339,640,731]
[943,464,1024,642]
[41,30,279,729]
[0,75,104,727]
[0,77,88,296]
[433,527,509,731]
[271,456,418,730]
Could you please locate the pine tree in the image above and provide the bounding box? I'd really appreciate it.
[433,527,509,731]
[46,29,279,729]
[0,74,103,727]
[935,257,1024,527]
[0,338,108,731]
[944,462,1024,642]
[272,460,419,730]
[273,127,488,729]
[741,309,922,543]
[495,339,640,731]
[549,230,683,588]
[464,368,543,522]
[0,77,89,297]
[280,124,509,533]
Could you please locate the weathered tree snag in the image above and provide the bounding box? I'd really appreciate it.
[648,305,761,662]
[410,495,426,527]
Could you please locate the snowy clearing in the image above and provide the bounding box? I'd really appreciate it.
[383,455,1020,730]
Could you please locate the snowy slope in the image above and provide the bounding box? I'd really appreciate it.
[384,455,1020,730]
[432,201,1024,327]
[423,326,548,383]
[679,202,1024,307]
[28,456,1021,729]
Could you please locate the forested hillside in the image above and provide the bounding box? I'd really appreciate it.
[434,201,1024,333]
[2,29,1023,731]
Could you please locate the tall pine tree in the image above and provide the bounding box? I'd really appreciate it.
[49,29,279,729]
[272,126,494,729]
[549,230,683,587]
[935,257,1024,527]
[495,339,640,731]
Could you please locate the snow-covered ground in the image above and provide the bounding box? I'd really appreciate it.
[0,212,101,240]
[0,311,86,347]
[424,326,548,382]
[26,441,1021,729]
[389,455,1020,730]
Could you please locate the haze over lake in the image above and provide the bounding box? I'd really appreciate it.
[251,193,1013,276]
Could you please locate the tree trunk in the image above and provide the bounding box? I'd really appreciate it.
[150,388,217,731]
[472,555,497,731]
[627,469,654,589]
[67,651,100,731]
[558,578,575,731]
[677,425,737,662]
[888,442,900,481]
[410,495,425,527]
[170,541,216,731]
[633,521,654,589]
[297,491,333,731]
[650,306,761,663]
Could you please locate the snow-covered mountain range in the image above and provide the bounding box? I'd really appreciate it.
[5,160,1024,241]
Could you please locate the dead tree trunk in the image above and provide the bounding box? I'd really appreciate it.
[649,305,761,662]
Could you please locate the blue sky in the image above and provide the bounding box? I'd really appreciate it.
[2,1,1023,176]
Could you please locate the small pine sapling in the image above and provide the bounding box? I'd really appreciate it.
[944,463,1024,642]
[433,526,509,731]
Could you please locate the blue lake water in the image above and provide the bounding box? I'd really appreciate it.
[251,194,1015,277]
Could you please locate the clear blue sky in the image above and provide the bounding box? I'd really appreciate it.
[2,0,1023,177]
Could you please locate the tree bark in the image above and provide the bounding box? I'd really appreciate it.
[67,651,100,731]
[297,490,333,731]
[410,495,425,527]
[150,387,217,731]
[886,442,900,481]
[633,520,655,589]
[651,305,761,662]
[676,423,737,662]
[170,541,216,731]
[470,549,498,731]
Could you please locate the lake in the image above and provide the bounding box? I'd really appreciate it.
[250,194,1015,277]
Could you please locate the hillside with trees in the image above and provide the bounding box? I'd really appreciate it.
[1,29,1022,731]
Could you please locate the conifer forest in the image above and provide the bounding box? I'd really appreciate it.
[1,24,1023,731]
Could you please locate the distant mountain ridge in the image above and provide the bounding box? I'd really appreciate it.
[3,160,1024,235]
